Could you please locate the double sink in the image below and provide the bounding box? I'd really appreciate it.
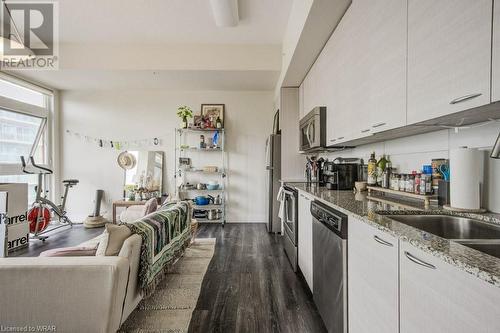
[385,214,500,259]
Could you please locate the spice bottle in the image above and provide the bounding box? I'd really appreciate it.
[406,174,415,192]
[414,173,421,194]
[392,174,400,191]
[399,174,407,192]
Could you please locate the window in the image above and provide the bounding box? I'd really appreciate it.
[0,109,47,164]
[0,174,39,203]
[0,74,54,204]
[0,79,45,108]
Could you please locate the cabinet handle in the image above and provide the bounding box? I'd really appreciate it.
[337,136,345,140]
[373,235,393,247]
[361,129,371,133]
[404,251,436,270]
[330,138,337,142]
[449,93,482,105]
[372,122,387,128]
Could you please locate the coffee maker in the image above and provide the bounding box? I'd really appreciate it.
[322,158,361,190]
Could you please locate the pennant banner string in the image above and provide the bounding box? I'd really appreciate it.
[65,129,168,150]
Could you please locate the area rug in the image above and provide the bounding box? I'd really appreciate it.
[119,238,216,333]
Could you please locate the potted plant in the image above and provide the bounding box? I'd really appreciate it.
[177,105,193,129]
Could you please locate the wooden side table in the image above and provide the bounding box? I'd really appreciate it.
[112,200,146,223]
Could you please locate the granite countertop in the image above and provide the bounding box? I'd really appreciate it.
[291,183,500,288]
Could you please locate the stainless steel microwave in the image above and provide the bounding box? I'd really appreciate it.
[299,107,326,152]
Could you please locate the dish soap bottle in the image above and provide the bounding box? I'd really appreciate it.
[367,152,377,186]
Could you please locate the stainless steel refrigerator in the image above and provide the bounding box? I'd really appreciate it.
[265,134,281,233]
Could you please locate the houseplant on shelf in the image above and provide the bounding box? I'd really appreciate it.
[177,105,193,129]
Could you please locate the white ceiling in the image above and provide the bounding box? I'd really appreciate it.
[10,0,293,91]
[59,0,292,44]
[16,69,280,91]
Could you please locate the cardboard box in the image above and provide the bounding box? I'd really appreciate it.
[0,192,7,257]
[0,183,29,252]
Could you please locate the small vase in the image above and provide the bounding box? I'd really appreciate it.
[181,118,188,129]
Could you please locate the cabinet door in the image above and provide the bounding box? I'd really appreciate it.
[407,0,492,124]
[400,241,500,333]
[325,0,406,145]
[297,191,313,290]
[348,217,399,333]
[493,1,500,102]
[349,0,407,138]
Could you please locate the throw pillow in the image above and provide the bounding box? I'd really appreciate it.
[40,246,97,257]
[144,198,158,215]
[96,224,132,256]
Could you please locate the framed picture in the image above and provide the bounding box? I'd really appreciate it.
[201,104,224,127]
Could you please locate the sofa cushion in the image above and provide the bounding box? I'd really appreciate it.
[39,246,97,257]
[144,198,158,215]
[96,224,132,256]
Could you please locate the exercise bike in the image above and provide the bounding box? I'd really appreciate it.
[21,156,79,241]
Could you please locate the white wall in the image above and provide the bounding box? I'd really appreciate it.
[317,121,500,213]
[60,90,274,223]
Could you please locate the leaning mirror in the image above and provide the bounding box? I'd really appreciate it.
[119,151,163,201]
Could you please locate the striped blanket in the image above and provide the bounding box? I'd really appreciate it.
[123,201,191,297]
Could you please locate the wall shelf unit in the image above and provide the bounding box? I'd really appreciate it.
[175,127,227,226]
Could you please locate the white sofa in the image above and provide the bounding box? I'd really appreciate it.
[0,233,143,333]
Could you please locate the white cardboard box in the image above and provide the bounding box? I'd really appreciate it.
[0,183,29,252]
[0,192,7,257]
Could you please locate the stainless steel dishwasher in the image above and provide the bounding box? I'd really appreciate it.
[311,200,348,333]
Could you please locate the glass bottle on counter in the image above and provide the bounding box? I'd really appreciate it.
[382,167,391,189]
[399,174,407,192]
[376,155,388,186]
[367,152,377,186]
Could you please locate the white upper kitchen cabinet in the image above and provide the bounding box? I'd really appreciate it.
[305,0,406,145]
[493,0,500,102]
[345,0,407,138]
[400,241,500,333]
[348,217,399,333]
[407,0,492,124]
[297,190,313,291]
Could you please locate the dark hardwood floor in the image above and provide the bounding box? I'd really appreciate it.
[9,224,104,257]
[9,222,326,332]
[189,223,326,333]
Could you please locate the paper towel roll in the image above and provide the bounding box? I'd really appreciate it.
[450,147,482,210]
